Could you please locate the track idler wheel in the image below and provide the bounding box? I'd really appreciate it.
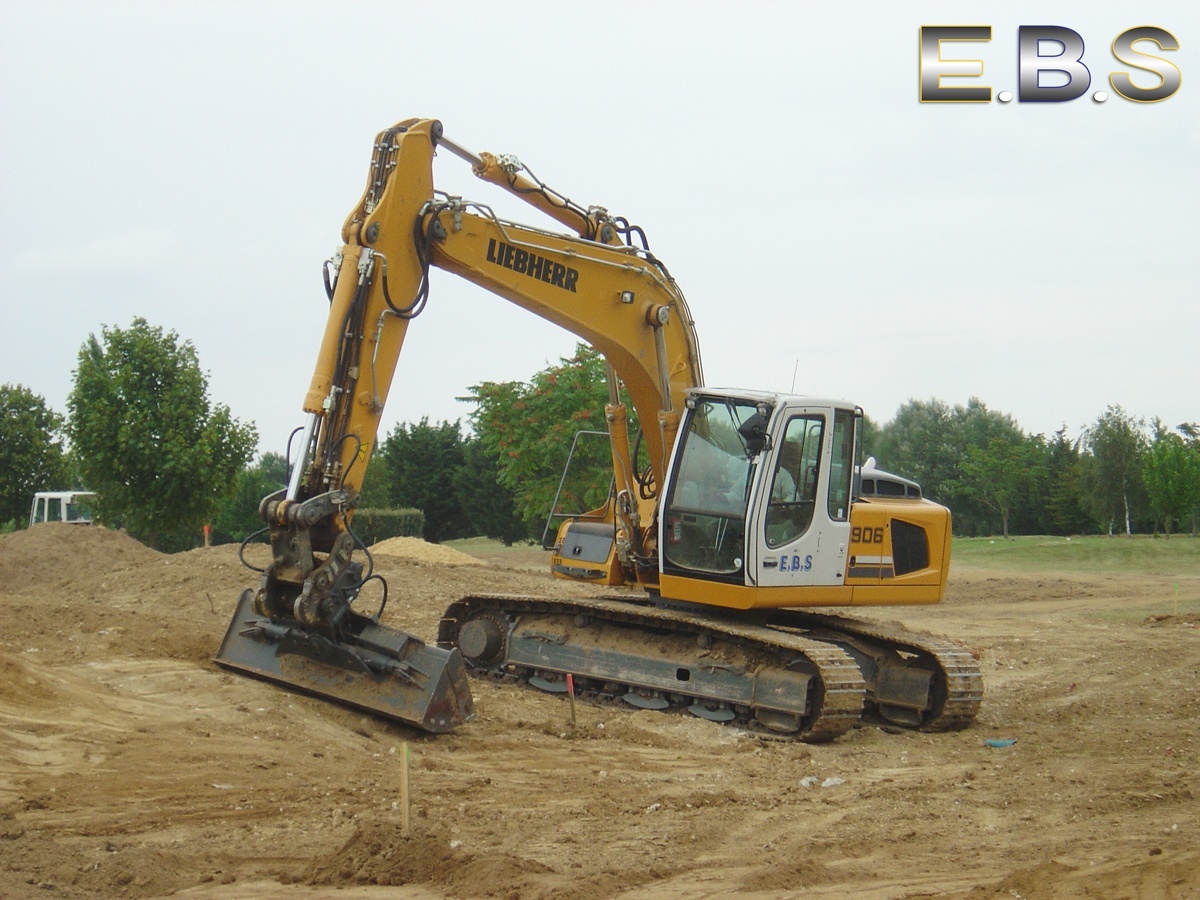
[456,612,509,669]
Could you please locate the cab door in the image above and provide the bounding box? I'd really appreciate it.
[752,408,855,589]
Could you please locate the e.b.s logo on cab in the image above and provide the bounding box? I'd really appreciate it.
[779,554,813,573]
[920,25,1181,103]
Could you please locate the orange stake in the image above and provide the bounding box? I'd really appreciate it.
[566,674,577,727]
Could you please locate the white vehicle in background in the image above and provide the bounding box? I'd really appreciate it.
[29,491,97,526]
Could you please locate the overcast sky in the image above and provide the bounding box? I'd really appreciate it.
[2,1,1195,461]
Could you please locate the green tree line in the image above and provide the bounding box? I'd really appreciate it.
[5,327,1199,548]
[871,400,1200,538]
[362,355,1200,543]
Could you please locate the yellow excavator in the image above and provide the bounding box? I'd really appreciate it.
[216,118,982,741]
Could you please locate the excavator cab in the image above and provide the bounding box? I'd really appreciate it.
[660,390,858,603]
[658,389,950,611]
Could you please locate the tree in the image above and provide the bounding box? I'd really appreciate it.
[875,397,1027,535]
[959,435,1048,538]
[465,344,620,532]
[67,318,257,551]
[456,437,528,545]
[873,398,958,503]
[209,452,289,544]
[0,384,67,527]
[358,448,396,510]
[257,450,290,487]
[1081,405,1148,536]
[1043,426,1096,535]
[1178,423,1200,535]
[368,421,527,545]
[858,412,883,462]
[376,418,470,543]
[1142,421,1200,537]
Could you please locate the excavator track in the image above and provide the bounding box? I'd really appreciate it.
[438,594,865,742]
[767,610,983,732]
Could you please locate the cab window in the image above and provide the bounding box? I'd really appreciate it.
[664,398,759,575]
[827,409,855,522]
[765,415,824,548]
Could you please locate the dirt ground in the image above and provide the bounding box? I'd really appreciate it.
[1,524,1197,899]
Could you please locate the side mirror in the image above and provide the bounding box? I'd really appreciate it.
[738,412,771,458]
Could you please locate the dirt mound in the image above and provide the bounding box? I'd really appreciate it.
[370,537,484,567]
[0,524,162,593]
[303,823,470,887]
[970,848,1200,899]
[302,820,557,896]
[741,857,838,891]
[0,651,62,705]
[1146,612,1200,627]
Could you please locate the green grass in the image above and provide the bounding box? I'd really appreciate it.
[444,536,548,567]
[444,536,546,557]
[1088,600,1200,623]
[952,534,1200,576]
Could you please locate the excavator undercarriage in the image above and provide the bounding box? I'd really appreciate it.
[438,594,981,741]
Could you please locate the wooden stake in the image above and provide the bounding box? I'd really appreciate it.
[566,674,577,727]
[400,741,411,835]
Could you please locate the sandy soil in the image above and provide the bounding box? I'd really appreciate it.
[1,524,1197,899]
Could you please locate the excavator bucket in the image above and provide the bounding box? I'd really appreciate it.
[215,590,474,733]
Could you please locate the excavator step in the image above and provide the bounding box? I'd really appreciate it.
[215,589,474,733]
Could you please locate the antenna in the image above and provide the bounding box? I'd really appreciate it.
[790,359,800,393]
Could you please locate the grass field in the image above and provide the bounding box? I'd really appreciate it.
[445,535,550,569]
[952,534,1200,576]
